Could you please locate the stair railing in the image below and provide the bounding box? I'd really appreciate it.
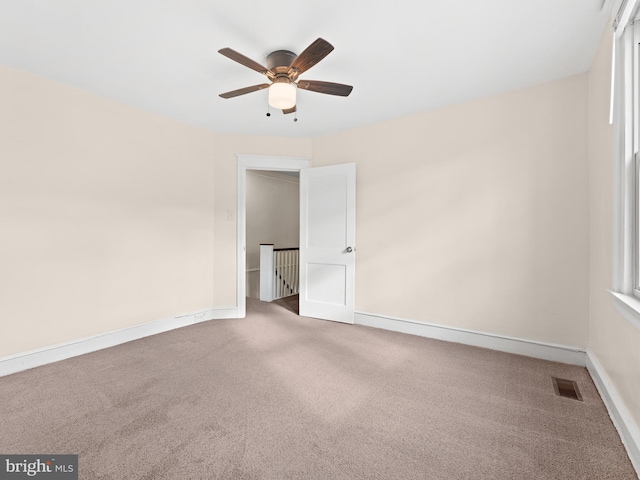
[259,244,299,302]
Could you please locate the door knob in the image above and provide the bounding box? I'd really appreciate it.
[346,246,354,253]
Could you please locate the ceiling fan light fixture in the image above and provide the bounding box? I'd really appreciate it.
[268,80,296,109]
[218,39,352,115]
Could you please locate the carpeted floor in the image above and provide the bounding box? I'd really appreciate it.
[0,298,636,479]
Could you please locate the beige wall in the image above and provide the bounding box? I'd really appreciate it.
[313,75,590,347]
[0,65,216,357]
[588,26,640,427]
[246,171,300,298]
[0,60,596,356]
[0,63,313,356]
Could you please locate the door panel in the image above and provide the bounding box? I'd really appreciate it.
[306,263,346,304]
[307,174,348,248]
[300,163,356,324]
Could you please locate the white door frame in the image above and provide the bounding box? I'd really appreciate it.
[236,154,311,318]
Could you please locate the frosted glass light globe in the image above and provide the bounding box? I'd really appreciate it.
[268,82,296,109]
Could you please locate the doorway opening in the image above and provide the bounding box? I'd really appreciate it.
[236,155,310,318]
[246,169,300,313]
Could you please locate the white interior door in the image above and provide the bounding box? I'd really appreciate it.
[299,163,356,324]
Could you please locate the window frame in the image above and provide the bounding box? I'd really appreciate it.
[633,21,640,299]
[610,15,640,332]
[634,151,640,299]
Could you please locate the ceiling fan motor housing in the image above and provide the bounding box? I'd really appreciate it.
[267,50,297,72]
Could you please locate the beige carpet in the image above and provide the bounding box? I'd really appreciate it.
[0,298,636,479]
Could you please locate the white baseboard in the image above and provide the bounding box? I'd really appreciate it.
[587,349,640,478]
[210,307,240,320]
[354,311,586,365]
[0,306,239,378]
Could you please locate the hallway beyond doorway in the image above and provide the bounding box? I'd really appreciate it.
[272,294,299,315]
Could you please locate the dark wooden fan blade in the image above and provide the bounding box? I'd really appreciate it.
[289,38,334,74]
[218,48,272,76]
[283,105,297,114]
[219,83,270,99]
[297,80,353,97]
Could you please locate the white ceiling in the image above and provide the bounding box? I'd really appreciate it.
[0,0,611,138]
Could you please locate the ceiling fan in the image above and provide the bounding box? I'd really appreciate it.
[218,38,353,115]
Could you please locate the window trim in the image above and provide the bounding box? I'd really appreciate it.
[634,153,640,299]
[610,291,640,331]
[633,22,640,299]
[611,17,640,332]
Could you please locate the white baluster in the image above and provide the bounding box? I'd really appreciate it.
[294,249,299,294]
[276,250,281,299]
[274,250,278,300]
[278,250,284,299]
[286,250,291,295]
